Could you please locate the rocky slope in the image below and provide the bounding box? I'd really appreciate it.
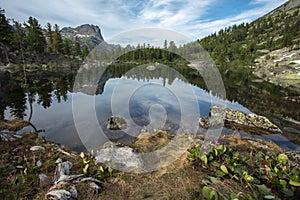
[61,24,104,50]
[199,0,300,91]
[272,0,300,13]
[252,0,300,91]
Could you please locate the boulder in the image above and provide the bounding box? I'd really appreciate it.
[107,116,127,130]
[95,145,143,172]
[199,106,282,135]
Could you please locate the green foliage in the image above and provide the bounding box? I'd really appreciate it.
[81,45,89,58]
[79,152,112,181]
[0,8,91,59]
[188,143,300,199]
[74,36,81,56]
[63,38,72,55]
[197,7,300,67]
[116,45,187,64]
[0,8,13,44]
[24,16,46,53]
[11,21,26,51]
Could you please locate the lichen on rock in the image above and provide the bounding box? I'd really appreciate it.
[199,106,282,135]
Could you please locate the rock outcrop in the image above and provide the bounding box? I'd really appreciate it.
[199,106,282,135]
[61,24,104,50]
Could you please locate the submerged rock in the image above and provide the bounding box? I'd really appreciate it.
[199,106,282,135]
[107,116,127,130]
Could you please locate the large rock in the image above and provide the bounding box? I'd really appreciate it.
[95,145,143,172]
[95,131,192,173]
[199,106,282,135]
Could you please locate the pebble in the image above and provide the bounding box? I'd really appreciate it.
[36,160,42,167]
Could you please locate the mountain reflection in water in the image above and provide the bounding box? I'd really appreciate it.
[1,63,299,152]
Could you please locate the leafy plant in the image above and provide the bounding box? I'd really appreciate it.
[188,142,300,199]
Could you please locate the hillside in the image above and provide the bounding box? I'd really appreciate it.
[198,0,300,91]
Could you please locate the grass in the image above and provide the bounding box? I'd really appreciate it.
[1,120,299,199]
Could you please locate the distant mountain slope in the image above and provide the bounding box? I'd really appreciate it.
[61,24,104,50]
[272,0,300,13]
[198,0,300,90]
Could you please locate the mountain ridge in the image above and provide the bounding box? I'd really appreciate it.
[60,24,104,50]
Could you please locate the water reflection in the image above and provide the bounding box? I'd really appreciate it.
[1,63,299,151]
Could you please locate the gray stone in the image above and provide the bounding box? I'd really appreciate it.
[36,160,42,168]
[199,106,282,135]
[285,151,300,170]
[95,146,143,172]
[46,189,71,200]
[30,145,45,151]
[107,116,127,130]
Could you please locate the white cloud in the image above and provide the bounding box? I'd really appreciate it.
[138,0,217,27]
[1,0,289,43]
[172,0,288,39]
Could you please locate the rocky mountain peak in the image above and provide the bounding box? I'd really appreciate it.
[61,24,104,50]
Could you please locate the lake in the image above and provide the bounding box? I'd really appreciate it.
[2,63,300,152]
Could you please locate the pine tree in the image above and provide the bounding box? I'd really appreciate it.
[0,8,12,44]
[74,37,81,56]
[46,22,53,53]
[11,21,26,51]
[52,24,63,53]
[63,38,72,55]
[24,17,46,53]
[81,45,89,58]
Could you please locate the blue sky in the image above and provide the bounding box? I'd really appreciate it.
[1,0,288,44]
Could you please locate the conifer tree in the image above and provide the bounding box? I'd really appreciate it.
[12,21,26,51]
[74,37,81,56]
[24,17,46,53]
[52,24,63,53]
[0,8,12,44]
[46,22,53,53]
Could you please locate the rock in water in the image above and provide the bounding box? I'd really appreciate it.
[107,116,127,130]
[199,106,282,135]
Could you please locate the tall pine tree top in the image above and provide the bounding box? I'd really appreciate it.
[0,8,13,44]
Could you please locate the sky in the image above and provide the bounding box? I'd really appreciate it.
[1,0,288,45]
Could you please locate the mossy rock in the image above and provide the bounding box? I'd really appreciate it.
[131,130,173,153]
